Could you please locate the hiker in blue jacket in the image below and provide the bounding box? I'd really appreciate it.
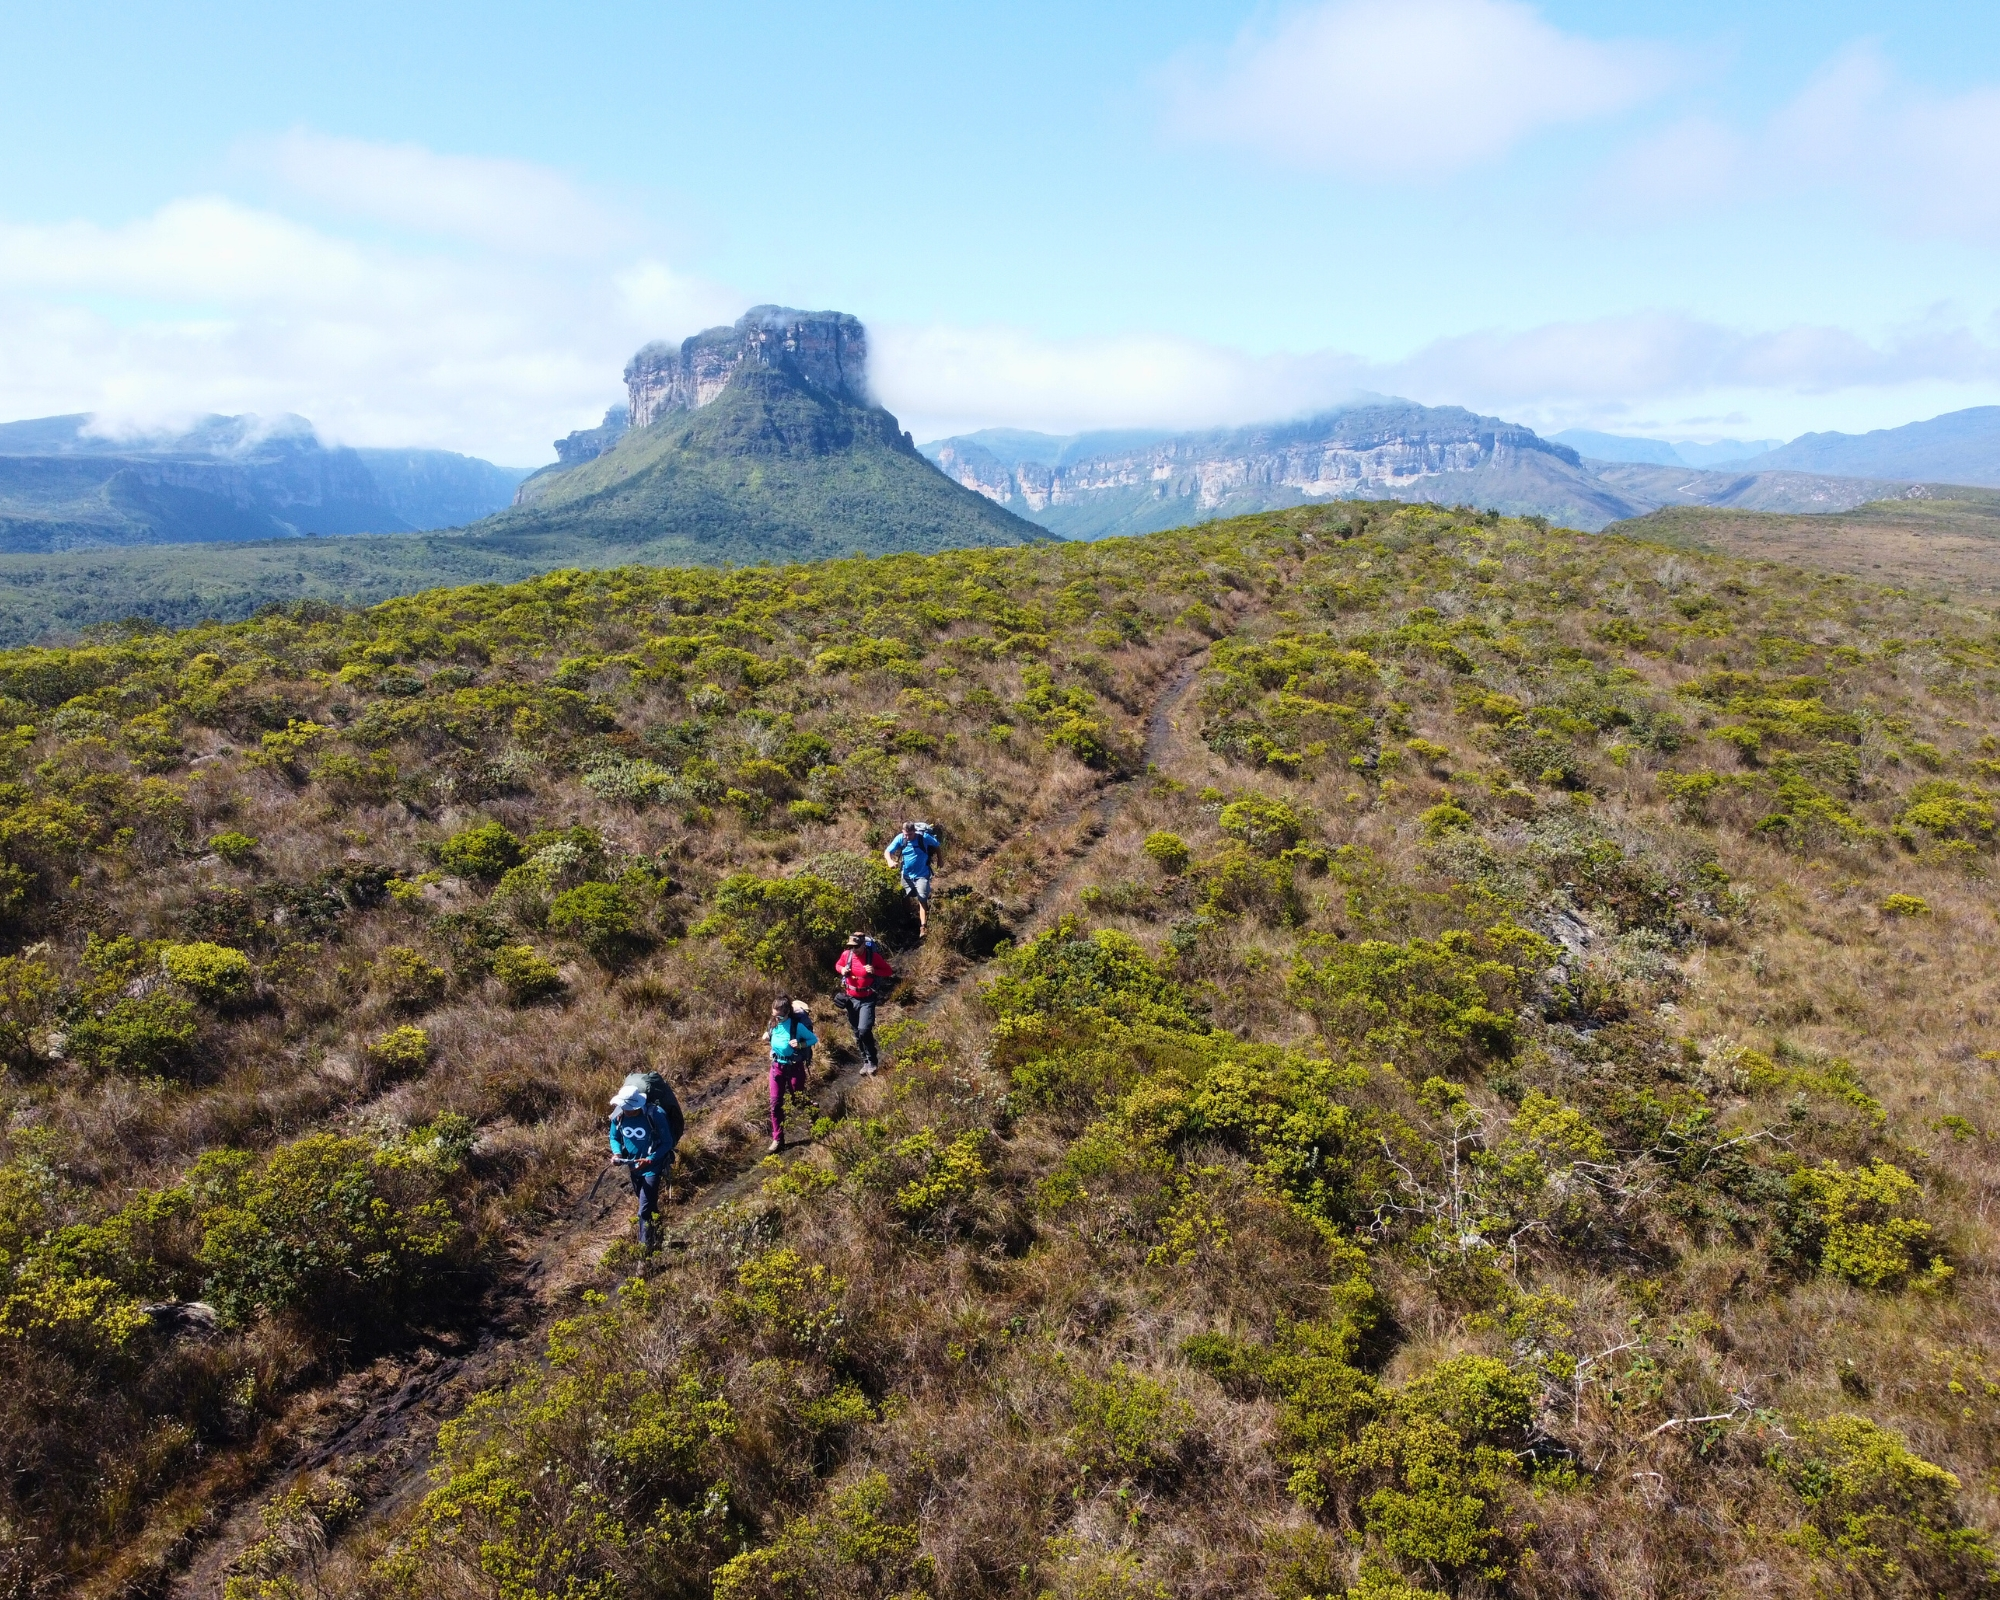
[883,820,940,937]
[764,997,818,1154]
[608,1076,679,1250]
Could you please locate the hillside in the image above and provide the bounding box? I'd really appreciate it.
[0,414,527,551]
[1605,490,2000,600]
[1731,406,2000,486]
[4,505,2000,1599]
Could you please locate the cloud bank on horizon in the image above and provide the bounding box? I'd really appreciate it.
[3,2,1999,462]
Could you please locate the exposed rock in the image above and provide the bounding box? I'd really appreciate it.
[924,405,1629,536]
[553,405,629,467]
[625,307,869,429]
[144,1300,221,1341]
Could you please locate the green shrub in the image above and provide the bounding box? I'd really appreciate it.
[374,946,448,1011]
[696,865,889,977]
[1882,893,1931,917]
[1771,1414,1999,1594]
[161,941,253,1006]
[491,944,565,1004]
[311,750,399,804]
[66,992,199,1077]
[384,1279,737,1599]
[1141,830,1191,874]
[1896,779,1995,845]
[1779,1159,1949,1290]
[711,1473,931,1600]
[1217,794,1306,854]
[546,881,643,964]
[194,1130,463,1328]
[928,886,1010,958]
[437,821,523,880]
[0,953,61,1071]
[208,831,259,865]
[367,1025,432,1078]
[1289,923,1554,1075]
[1066,1364,1192,1478]
[1418,801,1473,838]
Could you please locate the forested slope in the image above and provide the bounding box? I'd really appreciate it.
[3,506,1999,1599]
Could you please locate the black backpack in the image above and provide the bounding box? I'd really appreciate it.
[620,1070,685,1141]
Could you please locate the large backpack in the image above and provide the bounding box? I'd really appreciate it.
[619,1070,686,1141]
[911,821,942,866]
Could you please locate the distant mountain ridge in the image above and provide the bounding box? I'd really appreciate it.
[1726,407,2000,485]
[0,413,528,552]
[1549,429,1782,469]
[924,405,1997,534]
[924,404,1640,537]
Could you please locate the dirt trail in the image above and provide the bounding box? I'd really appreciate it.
[158,650,1207,1600]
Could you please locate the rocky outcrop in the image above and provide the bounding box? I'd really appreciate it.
[553,405,628,467]
[625,308,869,429]
[925,405,1628,535]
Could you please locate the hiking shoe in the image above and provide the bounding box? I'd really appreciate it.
[768,1138,783,1155]
[859,1064,877,1077]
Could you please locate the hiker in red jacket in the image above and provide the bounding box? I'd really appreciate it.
[834,930,894,1075]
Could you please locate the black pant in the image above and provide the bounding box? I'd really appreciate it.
[627,1163,663,1249]
[838,994,879,1067]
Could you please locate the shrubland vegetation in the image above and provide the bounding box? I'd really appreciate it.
[4,503,2000,1598]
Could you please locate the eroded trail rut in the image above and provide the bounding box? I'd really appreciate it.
[158,651,1207,1600]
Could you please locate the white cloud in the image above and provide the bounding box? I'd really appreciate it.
[1165,0,1672,175]
[252,129,623,257]
[1609,44,2000,243]
[871,322,1369,440]
[880,309,2000,445]
[0,175,741,462]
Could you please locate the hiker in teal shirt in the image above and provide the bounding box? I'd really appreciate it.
[764,997,817,1153]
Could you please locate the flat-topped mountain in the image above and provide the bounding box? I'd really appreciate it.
[491,306,1037,560]
[926,404,1633,535]
[924,404,1984,534]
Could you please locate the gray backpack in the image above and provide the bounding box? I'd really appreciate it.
[618,1070,685,1140]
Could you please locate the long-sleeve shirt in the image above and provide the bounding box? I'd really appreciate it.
[766,1016,818,1063]
[609,1102,675,1166]
[836,946,895,998]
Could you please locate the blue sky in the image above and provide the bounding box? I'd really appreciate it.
[4,0,1999,462]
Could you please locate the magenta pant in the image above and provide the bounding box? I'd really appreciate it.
[769,1057,808,1141]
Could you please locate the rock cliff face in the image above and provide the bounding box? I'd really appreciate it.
[625,307,869,429]
[553,405,629,467]
[925,405,1631,535]
[922,405,1948,536]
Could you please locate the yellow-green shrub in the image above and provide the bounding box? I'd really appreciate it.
[161,941,252,1006]
[1778,1160,1948,1290]
[491,944,565,1003]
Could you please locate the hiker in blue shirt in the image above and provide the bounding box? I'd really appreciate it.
[608,1072,681,1251]
[764,997,818,1154]
[883,820,940,938]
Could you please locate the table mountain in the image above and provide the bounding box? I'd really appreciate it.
[489,306,1039,560]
